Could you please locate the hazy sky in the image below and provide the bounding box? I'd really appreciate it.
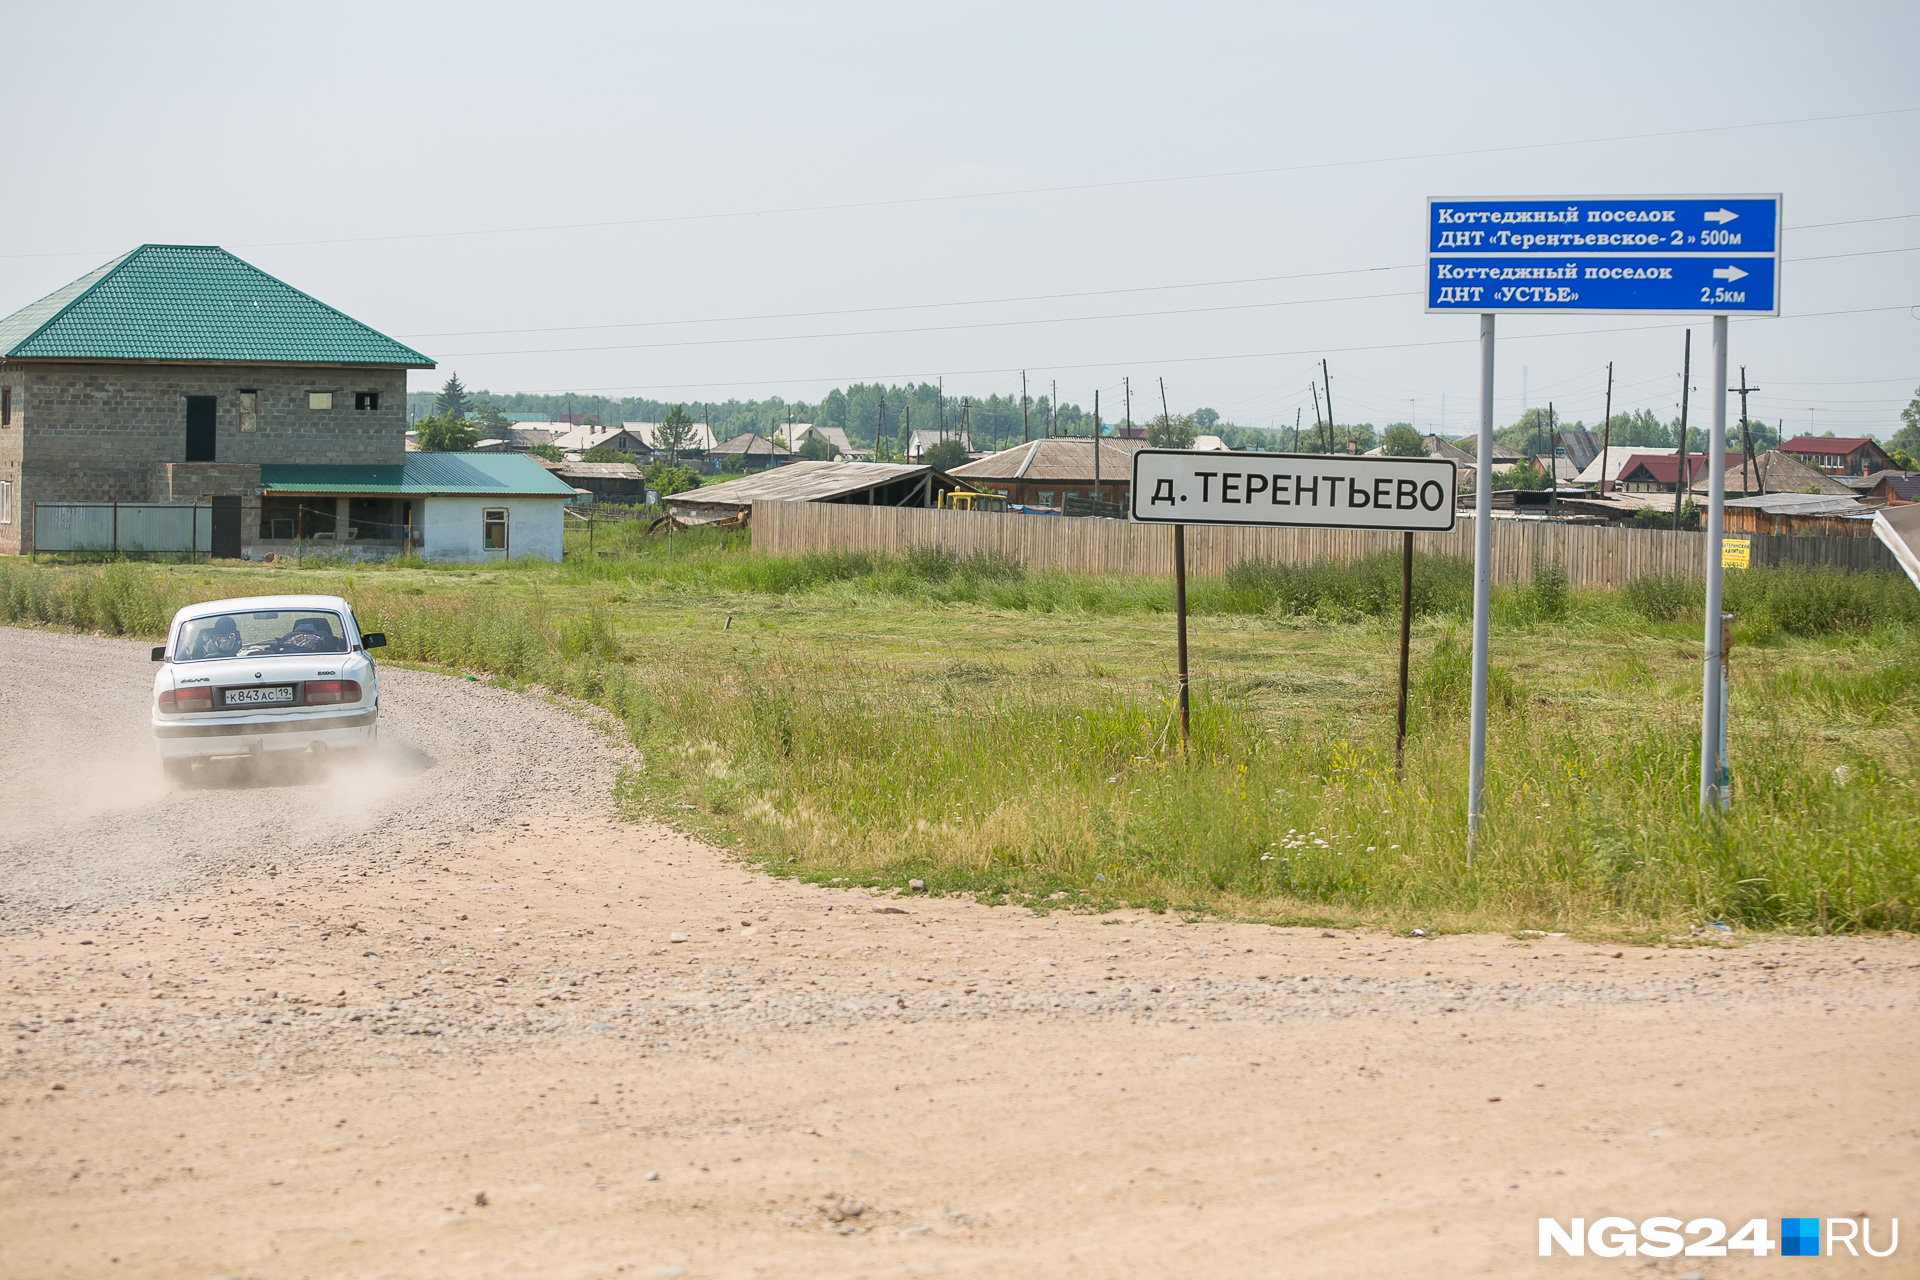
[3,1,1916,436]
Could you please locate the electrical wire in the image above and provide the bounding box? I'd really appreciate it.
[3,107,1914,262]
[491,302,1920,399]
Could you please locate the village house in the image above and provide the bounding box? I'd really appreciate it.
[709,432,791,472]
[904,429,973,462]
[0,244,573,561]
[1612,452,1754,494]
[949,436,1145,511]
[1777,434,1895,477]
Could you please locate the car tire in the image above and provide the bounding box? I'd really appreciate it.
[162,758,195,787]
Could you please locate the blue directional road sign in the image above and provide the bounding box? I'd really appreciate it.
[1425,194,1780,315]
[1427,254,1778,313]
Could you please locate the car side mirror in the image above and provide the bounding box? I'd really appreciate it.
[151,646,167,662]
[362,633,387,649]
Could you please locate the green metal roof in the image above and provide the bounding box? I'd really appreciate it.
[0,244,434,366]
[261,453,578,497]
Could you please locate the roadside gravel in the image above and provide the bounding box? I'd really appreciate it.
[0,627,614,921]
[2,628,1915,1280]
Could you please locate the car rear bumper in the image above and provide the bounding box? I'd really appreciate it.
[153,708,377,758]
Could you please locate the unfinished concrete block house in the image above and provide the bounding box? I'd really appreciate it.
[0,245,573,561]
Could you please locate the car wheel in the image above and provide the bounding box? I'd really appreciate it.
[162,758,195,787]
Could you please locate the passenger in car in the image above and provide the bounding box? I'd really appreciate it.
[278,617,344,653]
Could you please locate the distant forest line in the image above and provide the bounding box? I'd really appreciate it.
[406,384,1791,456]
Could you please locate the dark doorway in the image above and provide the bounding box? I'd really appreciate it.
[185,396,216,462]
[210,495,242,559]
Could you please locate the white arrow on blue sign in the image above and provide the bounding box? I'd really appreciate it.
[1425,195,1780,315]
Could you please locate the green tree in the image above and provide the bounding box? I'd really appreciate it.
[651,404,699,463]
[1145,412,1197,449]
[797,435,836,461]
[1189,407,1222,429]
[413,413,479,452]
[524,443,564,462]
[643,463,700,497]
[580,443,641,463]
[434,374,471,420]
[1888,385,1920,457]
[1380,423,1426,456]
[472,401,511,440]
[1503,456,1553,490]
[921,439,969,471]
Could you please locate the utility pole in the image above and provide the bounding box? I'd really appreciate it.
[1124,376,1132,438]
[1672,330,1692,532]
[1050,380,1057,437]
[1598,362,1614,494]
[1021,371,1030,443]
[1321,358,1337,454]
[937,377,945,444]
[878,394,887,463]
[1159,377,1172,442]
[1093,389,1102,503]
[1310,383,1324,454]
[1546,401,1557,516]
[1736,366,1760,496]
[1293,406,1301,452]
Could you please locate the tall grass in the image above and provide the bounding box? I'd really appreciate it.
[3,553,1915,934]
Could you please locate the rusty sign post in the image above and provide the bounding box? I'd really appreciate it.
[1129,449,1458,756]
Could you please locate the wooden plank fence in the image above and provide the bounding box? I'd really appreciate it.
[752,502,1719,587]
[752,501,1904,585]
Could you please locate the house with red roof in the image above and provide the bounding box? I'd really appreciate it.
[1778,435,1894,477]
[1614,452,1752,494]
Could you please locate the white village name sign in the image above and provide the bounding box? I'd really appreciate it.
[1128,448,1458,532]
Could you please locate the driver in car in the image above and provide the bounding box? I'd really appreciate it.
[278,616,341,652]
[196,616,242,660]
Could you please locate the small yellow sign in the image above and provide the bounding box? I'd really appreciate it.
[1722,537,1751,569]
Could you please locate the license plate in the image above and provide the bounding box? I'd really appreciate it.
[223,685,295,706]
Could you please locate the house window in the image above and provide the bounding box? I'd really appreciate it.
[308,392,333,411]
[355,392,379,411]
[1037,490,1055,506]
[0,480,10,523]
[1,386,10,426]
[237,390,258,433]
[482,507,509,552]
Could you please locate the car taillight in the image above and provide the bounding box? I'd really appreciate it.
[305,679,362,705]
[158,687,214,713]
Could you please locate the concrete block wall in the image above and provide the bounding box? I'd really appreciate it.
[0,376,20,556]
[5,362,409,553]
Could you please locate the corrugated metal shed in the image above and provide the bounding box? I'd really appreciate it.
[0,245,434,366]
[261,453,577,496]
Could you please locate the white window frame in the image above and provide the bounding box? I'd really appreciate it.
[0,479,11,524]
[482,507,509,553]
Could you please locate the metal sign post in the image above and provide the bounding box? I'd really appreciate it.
[1428,194,1781,821]
[1130,448,1458,756]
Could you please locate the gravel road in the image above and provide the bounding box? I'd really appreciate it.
[2,628,1915,1280]
[0,627,614,919]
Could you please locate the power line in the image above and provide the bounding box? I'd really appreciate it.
[398,263,1414,340]
[4,107,1916,262]
[400,240,1919,343]
[430,289,1421,359]
[489,302,1920,399]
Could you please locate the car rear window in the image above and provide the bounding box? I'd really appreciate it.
[175,609,348,661]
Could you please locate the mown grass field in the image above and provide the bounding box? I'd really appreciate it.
[5,526,1917,938]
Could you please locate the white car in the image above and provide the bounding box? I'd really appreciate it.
[152,594,385,782]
